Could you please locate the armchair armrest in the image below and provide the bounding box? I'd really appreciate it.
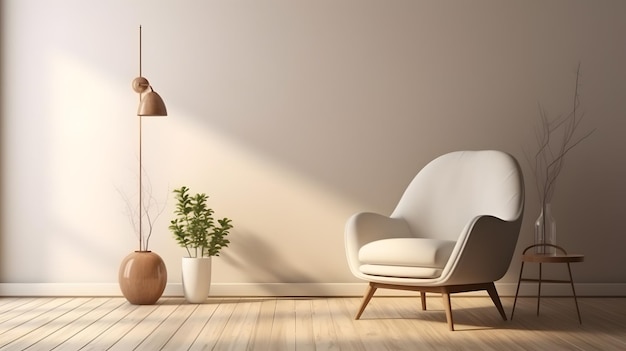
[440,214,523,285]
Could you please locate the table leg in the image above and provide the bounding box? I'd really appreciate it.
[511,261,525,320]
[567,262,583,324]
[537,262,542,316]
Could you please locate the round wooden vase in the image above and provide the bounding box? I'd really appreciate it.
[181,257,212,303]
[119,251,167,305]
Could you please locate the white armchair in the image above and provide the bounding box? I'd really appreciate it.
[345,150,524,330]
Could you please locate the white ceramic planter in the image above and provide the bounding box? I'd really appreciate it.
[181,257,212,303]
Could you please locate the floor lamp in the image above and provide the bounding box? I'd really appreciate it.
[119,25,168,305]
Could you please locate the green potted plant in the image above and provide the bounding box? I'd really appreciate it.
[169,186,233,303]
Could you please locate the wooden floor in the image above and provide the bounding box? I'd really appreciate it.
[0,296,625,350]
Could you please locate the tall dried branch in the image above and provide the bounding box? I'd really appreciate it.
[117,166,168,251]
[525,64,595,209]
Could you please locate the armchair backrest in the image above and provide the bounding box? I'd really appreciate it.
[391,150,524,242]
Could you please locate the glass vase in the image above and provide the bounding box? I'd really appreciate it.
[534,203,556,254]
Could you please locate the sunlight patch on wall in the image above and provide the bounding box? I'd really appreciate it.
[157,113,362,283]
[41,49,135,282]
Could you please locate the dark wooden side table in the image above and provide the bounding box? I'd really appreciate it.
[511,244,584,324]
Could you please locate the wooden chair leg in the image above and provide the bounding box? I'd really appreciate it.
[355,282,377,320]
[441,289,454,331]
[420,291,427,310]
[486,282,507,321]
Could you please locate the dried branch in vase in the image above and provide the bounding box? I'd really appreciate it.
[526,64,595,211]
[117,168,168,251]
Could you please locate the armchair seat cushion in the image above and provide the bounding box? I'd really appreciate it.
[358,238,456,278]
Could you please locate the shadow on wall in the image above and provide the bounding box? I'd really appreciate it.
[161,5,515,212]
[220,229,325,295]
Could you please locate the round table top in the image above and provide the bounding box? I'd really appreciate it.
[522,253,585,263]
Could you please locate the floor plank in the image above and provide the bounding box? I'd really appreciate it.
[248,298,276,351]
[327,297,369,351]
[52,298,129,351]
[268,298,296,351]
[79,300,155,350]
[107,298,180,351]
[294,299,315,351]
[187,298,238,351]
[310,298,340,351]
[211,298,261,351]
[159,300,216,350]
[134,299,198,351]
[26,298,120,351]
[1,296,625,350]
[0,298,89,350]
[0,298,56,326]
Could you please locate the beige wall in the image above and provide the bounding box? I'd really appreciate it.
[1,0,625,295]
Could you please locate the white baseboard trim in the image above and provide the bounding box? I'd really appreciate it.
[1,282,625,297]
